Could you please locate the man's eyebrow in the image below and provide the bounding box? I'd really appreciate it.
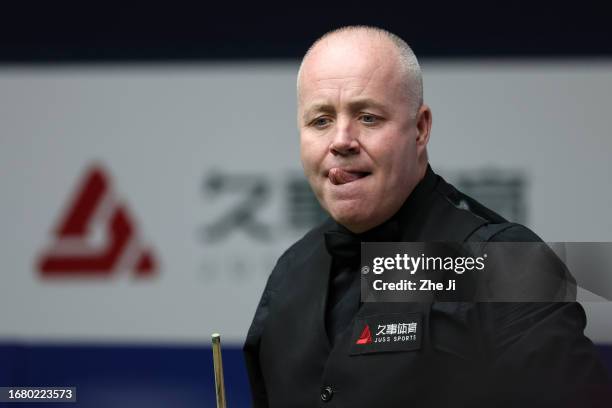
[302,103,335,121]
[347,98,389,113]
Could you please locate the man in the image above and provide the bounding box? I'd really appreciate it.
[244,26,608,407]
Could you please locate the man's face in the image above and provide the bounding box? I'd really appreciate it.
[298,36,429,233]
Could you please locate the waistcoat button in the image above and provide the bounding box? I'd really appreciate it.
[320,385,333,402]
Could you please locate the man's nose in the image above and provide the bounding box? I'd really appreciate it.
[330,121,360,156]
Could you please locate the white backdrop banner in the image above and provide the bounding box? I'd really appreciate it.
[1,62,611,344]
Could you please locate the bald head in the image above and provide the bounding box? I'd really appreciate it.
[297,25,433,233]
[297,26,423,116]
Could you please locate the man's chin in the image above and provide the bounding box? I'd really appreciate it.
[328,207,373,233]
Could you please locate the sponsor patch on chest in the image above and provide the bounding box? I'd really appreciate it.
[349,313,422,355]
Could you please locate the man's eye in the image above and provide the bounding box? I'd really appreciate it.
[312,117,331,128]
[360,114,378,124]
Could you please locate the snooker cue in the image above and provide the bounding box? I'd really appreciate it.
[211,333,227,408]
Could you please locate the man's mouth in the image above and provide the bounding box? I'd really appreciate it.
[328,168,371,185]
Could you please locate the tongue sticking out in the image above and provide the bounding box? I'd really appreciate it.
[328,168,367,185]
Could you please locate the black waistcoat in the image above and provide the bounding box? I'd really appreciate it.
[248,168,501,407]
[243,167,608,407]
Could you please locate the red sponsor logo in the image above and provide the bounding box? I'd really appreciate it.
[356,324,372,345]
[37,165,157,278]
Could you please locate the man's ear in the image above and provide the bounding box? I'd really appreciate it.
[415,104,432,147]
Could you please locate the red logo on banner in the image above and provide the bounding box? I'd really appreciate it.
[37,165,157,278]
[356,324,372,345]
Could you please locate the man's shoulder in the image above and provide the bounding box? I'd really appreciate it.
[471,222,543,243]
[259,217,333,299]
[432,173,543,243]
[275,216,334,266]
